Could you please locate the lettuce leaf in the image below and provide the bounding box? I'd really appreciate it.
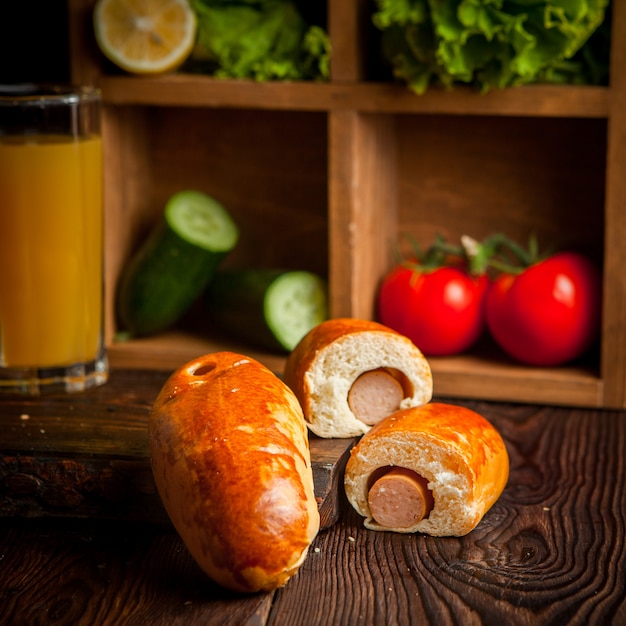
[188,0,330,81]
[373,0,611,93]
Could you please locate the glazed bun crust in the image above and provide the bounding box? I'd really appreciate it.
[283,318,433,438]
[344,402,509,536]
[149,352,320,593]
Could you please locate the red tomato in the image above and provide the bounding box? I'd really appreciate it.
[378,264,488,356]
[485,252,601,366]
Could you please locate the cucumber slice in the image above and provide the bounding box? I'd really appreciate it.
[165,191,238,252]
[206,269,328,352]
[117,190,238,336]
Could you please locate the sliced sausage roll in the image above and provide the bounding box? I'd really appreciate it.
[283,318,433,438]
[344,402,509,536]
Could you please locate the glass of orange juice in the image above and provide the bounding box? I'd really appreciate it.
[0,84,108,394]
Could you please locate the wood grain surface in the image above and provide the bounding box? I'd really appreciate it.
[1,400,624,625]
[0,369,355,530]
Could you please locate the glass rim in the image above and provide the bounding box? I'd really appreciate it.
[0,84,101,106]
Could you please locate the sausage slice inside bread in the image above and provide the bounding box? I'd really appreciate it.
[344,402,509,536]
[283,318,433,438]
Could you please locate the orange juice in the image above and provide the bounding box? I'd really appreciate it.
[0,134,104,367]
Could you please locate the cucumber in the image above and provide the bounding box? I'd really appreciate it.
[206,269,328,352]
[117,190,238,336]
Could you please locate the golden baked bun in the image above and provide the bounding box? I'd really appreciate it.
[149,352,320,593]
[344,402,509,536]
[283,318,433,438]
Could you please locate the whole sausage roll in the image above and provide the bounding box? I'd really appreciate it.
[283,318,433,438]
[148,352,320,593]
[344,403,509,536]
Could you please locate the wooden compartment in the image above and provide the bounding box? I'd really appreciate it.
[67,1,626,409]
[103,105,328,372]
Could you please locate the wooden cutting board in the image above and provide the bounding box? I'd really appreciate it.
[0,369,356,530]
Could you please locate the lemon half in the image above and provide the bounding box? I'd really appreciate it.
[93,0,197,75]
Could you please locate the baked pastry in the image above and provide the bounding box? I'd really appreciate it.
[344,402,509,536]
[148,351,320,593]
[283,318,433,438]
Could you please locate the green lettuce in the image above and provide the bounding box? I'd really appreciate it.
[188,0,330,81]
[372,0,611,93]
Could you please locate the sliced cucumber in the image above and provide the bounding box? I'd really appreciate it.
[206,269,328,352]
[117,190,238,336]
[164,191,238,252]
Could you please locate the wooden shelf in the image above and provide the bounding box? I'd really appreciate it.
[108,330,288,375]
[100,75,610,118]
[66,0,626,410]
[107,331,603,409]
[429,354,602,408]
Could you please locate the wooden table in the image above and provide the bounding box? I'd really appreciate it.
[1,371,625,626]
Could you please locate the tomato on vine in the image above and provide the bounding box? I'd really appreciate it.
[485,249,602,367]
[378,233,602,365]
[377,235,489,356]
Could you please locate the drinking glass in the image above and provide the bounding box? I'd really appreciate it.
[0,84,108,394]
